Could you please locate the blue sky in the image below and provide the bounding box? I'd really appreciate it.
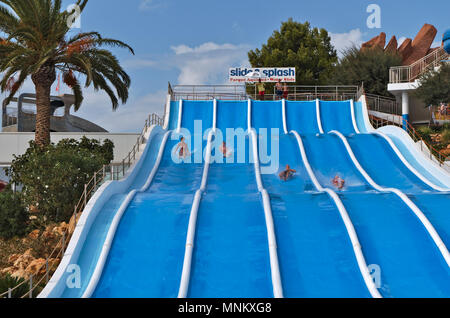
[2,0,449,132]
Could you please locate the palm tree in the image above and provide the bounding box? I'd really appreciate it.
[0,0,134,147]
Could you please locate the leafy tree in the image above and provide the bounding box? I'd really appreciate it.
[414,63,450,106]
[248,19,337,86]
[0,0,134,147]
[0,189,28,239]
[6,138,114,223]
[331,46,402,96]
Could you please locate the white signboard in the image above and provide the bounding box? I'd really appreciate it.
[229,67,296,83]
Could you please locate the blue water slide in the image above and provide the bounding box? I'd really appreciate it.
[353,100,450,189]
[187,100,274,297]
[250,101,373,297]
[301,133,450,297]
[285,100,321,134]
[61,129,168,298]
[260,134,372,297]
[444,29,450,54]
[346,134,434,193]
[319,101,356,134]
[90,100,214,297]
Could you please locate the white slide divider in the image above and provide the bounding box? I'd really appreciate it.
[350,99,447,192]
[163,94,171,130]
[247,99,252,133]
[282,99,288,134]
[177,100,216,298]
[315,99,325,134]
[249,130,284,298]
[82,131,171,298]
[247,99,283,298]
[350,99,361,134]
[330,130,450,267]
[290,130,382,298]
[178,131,214,298]
[177,99,183,133]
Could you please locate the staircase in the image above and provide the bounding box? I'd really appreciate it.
[389,47,449,83]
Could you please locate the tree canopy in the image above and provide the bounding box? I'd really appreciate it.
[415,63,450,106]
[330,46,402,96]
[248,19,337,85]
[0,0,134,146]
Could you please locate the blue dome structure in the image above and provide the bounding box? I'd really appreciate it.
[444,29,450,54]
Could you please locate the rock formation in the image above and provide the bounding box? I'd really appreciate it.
[361,24,441,66]
[361,32,386,51]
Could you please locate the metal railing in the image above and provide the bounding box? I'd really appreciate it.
[365,93,401,116]
[370,115,449,166]
[0,112,164,298]
[171,85,248,101]
[264,85,359,101]
[389,47,449,83]
[169,83,360,102]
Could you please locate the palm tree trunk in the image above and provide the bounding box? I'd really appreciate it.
[32,63,56,147]
[34,83,52,147]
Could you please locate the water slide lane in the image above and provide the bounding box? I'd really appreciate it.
[285,100,321,134]
[91,101,213,297]
[340,193,450,297]
[60,130,166,298]
[319,101,356,134]
[260,134,372,297]
[345,134,434,193]
[301,133,450,297]
[187,101,273,298]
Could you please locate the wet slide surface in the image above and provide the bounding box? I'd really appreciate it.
[261,134,372,297]
[50,98,450,298]
[188,101,273,297]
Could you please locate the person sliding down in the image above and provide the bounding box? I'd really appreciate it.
[279,165,297,181]
[332,175,345,190]
[175,136,190,159]
[220,142,232,158]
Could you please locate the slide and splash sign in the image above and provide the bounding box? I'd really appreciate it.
[229,67,296,83]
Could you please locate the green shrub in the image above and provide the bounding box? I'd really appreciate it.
[6,137,114,223]
[0,190,28,240]
[442,129,450,144]
[0,274,30,298]
[416,126,433,144]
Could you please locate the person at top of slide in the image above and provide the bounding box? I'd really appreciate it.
[283,82,289,100]
[332,175,345,190]
[279,165,297,181]
[257,79,265,101]
[220,142,232,158]
[275,80,283,100]
[175,136,190,159]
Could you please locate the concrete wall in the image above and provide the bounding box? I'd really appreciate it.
[0,132,140,164]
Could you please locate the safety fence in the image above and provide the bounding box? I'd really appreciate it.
[365,93,401,116]
[169,83,361,102]
[0,113,164,298]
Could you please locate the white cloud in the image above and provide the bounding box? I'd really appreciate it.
[74,87,167,132]
[171,42,241,55]
[329,29,364,57]
[170,42,251,85]
[139,0,164,11]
